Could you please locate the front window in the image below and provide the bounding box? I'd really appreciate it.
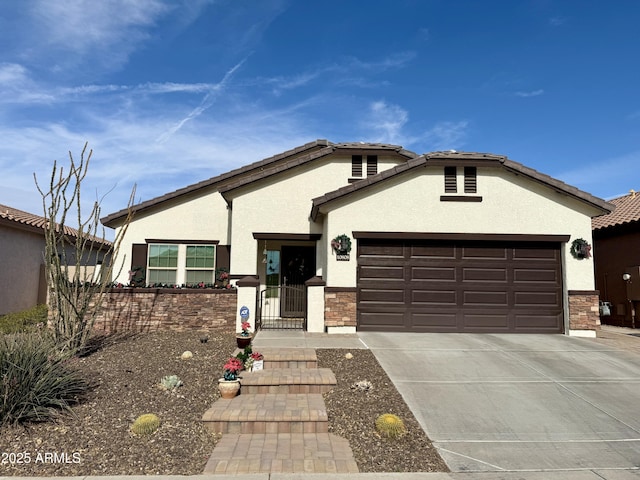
[185,245,216,284]
[147,244,178,284]
[147,243,216,286]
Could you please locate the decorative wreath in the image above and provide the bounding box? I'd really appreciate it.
[570,238,592,259]
[331,234,352,254]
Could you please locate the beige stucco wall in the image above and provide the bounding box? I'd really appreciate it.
[227,155,405,275]
[111,189,229,284]
[0,226,46,315]
[0,226,106,315]
[320,167,600,291]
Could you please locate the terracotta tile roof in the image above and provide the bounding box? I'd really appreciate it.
[0,203,111,246]
[311,151,614,221]
[592,190,640,230]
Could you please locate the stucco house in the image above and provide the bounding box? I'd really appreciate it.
[592,190,640,328]
[0,204,111,316]
[101,140,613,336]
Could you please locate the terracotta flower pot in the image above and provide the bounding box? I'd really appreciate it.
[236,335,252,349]
[218,379,240,399]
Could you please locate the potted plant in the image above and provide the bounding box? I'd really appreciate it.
[236,321,253,348]
[218,357,243,399]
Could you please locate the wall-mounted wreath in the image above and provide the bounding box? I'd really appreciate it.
[331,234,352,255]
[570,238,592,260]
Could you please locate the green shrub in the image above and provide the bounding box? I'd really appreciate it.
[0,331,89,426]
[0,304,48,334]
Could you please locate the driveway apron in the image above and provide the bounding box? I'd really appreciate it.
[358,332,640,473]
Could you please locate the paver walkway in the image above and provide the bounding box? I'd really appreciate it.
[201,346,359,474]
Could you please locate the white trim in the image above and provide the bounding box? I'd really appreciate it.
[568,329,597,338]
[327,326,356,334]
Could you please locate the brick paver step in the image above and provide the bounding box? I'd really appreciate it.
[202,433,359,474]
[241,368,336,394]
[257,347,318,369]
[202,393,328,434]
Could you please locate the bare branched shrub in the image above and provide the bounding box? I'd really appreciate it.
[35,142,135,356]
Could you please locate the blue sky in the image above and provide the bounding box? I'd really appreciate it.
[1,0,639,224]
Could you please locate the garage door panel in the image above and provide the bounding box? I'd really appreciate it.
[514,291,561,306]
[515,314,563,331]
[512,248,559,260]
[357,239,563,333]
[411,312,458,329]
[513,268,558,283]
[412,289,457,305]
[463,314,509,329]
[463,268,507,282]
[410,245,456,259]
[359,288,405,304]
[411,266,456,281]
[358,312,405,330]
[462,246,507,260]
[359,244,404,258]
[463,291,508,306]
[359,265,404,280]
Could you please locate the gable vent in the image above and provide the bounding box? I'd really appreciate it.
[352,155,363,177]
[464,167,477,193]
[366,155,378,176]
[444,166,457,193]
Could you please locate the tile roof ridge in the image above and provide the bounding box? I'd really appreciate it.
[592,188,640,230]
[0,203,111,245]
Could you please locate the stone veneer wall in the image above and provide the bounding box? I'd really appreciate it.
[324,288,357,328]
[93,288,237,332]
[568,290,600,331]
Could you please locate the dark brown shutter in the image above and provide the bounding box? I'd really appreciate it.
[366,155,378,176]
[216,245,231,272]
[351,155,363,177]
[131,244,148,270]
[444,166,457,193]
[464,167,477,193]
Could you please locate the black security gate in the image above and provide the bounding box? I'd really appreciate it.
[258,285,306,330]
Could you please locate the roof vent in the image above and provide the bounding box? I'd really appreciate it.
[631,189,636,198]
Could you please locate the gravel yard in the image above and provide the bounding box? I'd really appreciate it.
[0,330,447,475]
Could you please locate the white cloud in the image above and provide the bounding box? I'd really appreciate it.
[420,121,469,152]
[555,150,640,199]
[30,0,170,71]
[360,100,468,152]
[364,100,409,144]
[549,16,565,27]
[515,89,544,98]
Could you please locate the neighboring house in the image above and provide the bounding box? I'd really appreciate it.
[592,190,640,328]
[102,140,613,336]
[0,204,111,316]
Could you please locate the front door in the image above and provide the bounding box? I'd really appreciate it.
[280,246,315,317]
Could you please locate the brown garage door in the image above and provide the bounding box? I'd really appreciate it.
[357,239,563,333]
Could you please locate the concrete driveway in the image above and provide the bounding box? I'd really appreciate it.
[358,331,640,474]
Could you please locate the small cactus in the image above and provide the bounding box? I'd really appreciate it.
[160,375,183,390]
[375,413,406,439]
[131,413,161,435]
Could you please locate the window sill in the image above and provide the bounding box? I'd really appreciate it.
[440,195,483,202]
